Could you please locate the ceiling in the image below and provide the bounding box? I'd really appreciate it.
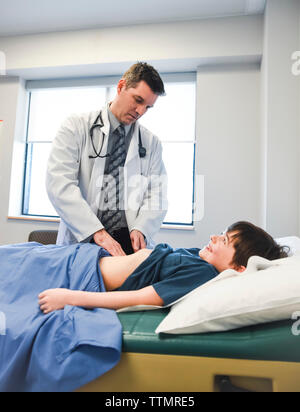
[0,0,266,37]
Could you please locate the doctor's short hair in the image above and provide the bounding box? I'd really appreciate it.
[122,62,165,96]
[227,221,289,268]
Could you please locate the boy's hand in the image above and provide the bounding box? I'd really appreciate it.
[38,288,72,314]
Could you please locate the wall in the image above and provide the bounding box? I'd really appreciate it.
[0,77,56,244]
[299,0,300,237]
[0,78,20,239]
[0,16,262,79]
[261,0,300,238]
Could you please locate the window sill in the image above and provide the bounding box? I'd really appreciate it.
[7,215,60,223]
[161,224,195,231]
[7,216,194,230]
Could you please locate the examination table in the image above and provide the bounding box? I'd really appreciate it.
[28,231,300,392]
[78,309,300,393]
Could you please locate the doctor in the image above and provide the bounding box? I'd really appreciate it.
[46,62,168,256]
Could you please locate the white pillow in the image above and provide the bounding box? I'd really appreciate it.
[156,255,300,334]
[276,236,300,256]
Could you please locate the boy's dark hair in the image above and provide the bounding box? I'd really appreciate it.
[123,62,165,96]
[227,221,289,268]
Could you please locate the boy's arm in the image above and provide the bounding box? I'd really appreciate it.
[38,286,164,314]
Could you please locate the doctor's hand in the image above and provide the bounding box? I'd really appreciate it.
[130,230,147,253]
[93,229,126,256]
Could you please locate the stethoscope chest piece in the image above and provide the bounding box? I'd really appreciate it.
[138,145,147,158]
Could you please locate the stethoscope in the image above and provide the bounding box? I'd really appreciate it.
[89,111,147,159]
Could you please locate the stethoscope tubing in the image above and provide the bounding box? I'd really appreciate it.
[89,111,146,159]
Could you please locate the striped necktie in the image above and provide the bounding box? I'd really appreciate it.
[100,125,127,234]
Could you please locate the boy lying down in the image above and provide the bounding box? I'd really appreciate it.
[38,221,288,314]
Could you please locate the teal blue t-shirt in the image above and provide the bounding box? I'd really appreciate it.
[115,243,219,305]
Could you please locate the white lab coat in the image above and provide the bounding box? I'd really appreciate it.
[46,105,168,246]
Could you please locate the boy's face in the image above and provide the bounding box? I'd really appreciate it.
[199,231,246,273]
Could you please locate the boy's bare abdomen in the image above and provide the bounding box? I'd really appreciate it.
[99,249,153,291]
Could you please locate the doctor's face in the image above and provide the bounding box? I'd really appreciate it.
[199,231,246,273]
[111,79,158,125]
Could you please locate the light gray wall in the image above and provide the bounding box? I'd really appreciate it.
[0,15,262,79]
[262,0,300,239]
[298,0,300,236]
[0,77,57,245]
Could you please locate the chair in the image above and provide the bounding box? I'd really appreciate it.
[28,230,58,245]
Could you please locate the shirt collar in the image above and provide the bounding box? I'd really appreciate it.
[107,104,131,136]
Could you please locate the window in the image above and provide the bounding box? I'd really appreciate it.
[24,86,108,217]
[140,82,196,225]
[23,75,196,226]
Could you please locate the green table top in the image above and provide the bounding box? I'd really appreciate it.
[118,309,300,363]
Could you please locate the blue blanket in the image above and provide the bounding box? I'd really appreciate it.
[0,242,122,392]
